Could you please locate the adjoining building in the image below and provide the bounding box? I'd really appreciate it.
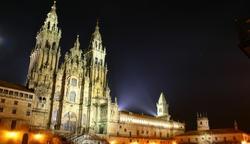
[106,93,184,144]
[0,1,184,143]
[0,80,35,131]
[0,80,36,144]
[173,114,250,144]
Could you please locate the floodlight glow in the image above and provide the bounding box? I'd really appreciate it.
[33,133,44,140]
[5,131,19,140]
[241,141,247,144]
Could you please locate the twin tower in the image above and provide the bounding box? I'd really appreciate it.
[26,1,171,134]
[26,1,109,133]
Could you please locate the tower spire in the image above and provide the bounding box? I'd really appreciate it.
[158,92,167,104]
[74,35,80,49]
[92,19,101,41]
[156,92,170,120]
[51,0,56,12]
[41,0,59,31]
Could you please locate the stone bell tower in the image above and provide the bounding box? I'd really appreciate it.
[26,1,62,129]
[197,113,210,131]
[156,92,171,120]
[84,20,109,134]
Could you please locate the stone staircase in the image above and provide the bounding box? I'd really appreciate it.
[68,134,109,144]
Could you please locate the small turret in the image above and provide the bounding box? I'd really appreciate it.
[156,92,170,120]
[234,120,238,130]
[197,113,210,131]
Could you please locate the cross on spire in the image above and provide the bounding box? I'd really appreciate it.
[51,0,56,11]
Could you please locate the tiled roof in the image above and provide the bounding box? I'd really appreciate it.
[0,80,34,93]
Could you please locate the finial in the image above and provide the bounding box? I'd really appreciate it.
[95,18,100,30]
[76,34,80,42]
[74,35,80,49]
[115,97,118,104]
[51,0,57,11]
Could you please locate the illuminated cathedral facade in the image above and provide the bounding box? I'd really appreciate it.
[26,1,184,143]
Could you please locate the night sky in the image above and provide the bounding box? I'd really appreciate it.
[0,0,250,131]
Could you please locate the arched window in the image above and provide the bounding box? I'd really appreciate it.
[52,42,56,50]
[71,78,77,87]
[100,59,103,65]
[159,108,162,113]
[47,22,50,29]
[95,57,98,65]
[45,40,50,49]
[69,91,76,102]
[95,41,98,48]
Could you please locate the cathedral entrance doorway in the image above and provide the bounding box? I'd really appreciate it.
[62,112,77,132]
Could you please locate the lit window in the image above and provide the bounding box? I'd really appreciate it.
[69,91,76,102]
[14,101,18,105]
[71,78,77,87]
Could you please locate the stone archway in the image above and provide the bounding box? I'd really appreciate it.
[22,133,29,144]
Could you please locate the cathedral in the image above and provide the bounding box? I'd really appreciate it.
[22,1,184,143]
[26,1,111,133]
